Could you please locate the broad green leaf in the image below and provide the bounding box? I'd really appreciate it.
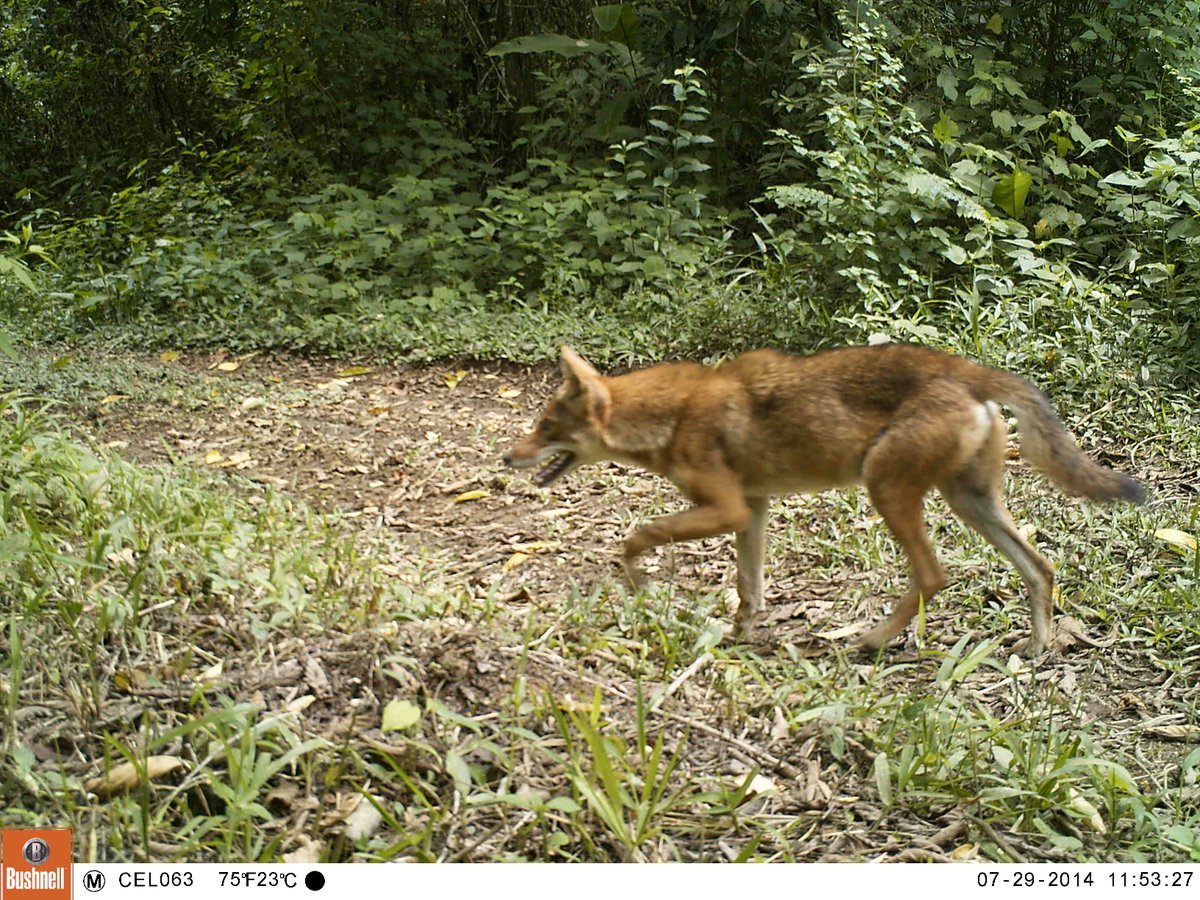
[936,69,958,102]
[592,3,637,44]
[487,34,616,58]
[546,796,582,814]
[991,110,1017,133]
[992,167,1033,218]
[382,699,421,732]
[943,244,968,265]
[1050,133,1074,156]
[1116,124,1142,144]
[966,83,993,107]
[0,256,36,292]
[932,110,959,144]
[1099,170,1149,189]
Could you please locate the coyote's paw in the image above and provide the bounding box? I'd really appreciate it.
[733,609,759,640]
[856,621,896,653]
[622,557,648,589]
[1015,616,1093,658]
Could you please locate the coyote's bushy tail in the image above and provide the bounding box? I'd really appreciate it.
[976,370,1145,504]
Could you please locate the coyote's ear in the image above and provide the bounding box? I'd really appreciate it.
[560,346,610,424]
[560,346,600,385]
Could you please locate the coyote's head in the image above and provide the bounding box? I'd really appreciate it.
[503,347,611,487]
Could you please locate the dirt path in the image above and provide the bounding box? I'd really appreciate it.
[76,350,751,621]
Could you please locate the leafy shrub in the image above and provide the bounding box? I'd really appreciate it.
[29,65,729,352]
[759,11,1010,313]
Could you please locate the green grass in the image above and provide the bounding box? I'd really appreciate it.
[2,343,1198,861]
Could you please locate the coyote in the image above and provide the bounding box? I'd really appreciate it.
[503,345,1143,655]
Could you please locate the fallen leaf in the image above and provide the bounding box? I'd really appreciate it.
[745,773,779,797]
[813,622,865,640]
[265,781,300,809]
[366,405,392,416]
[502,552,530,573]
[216,361,240,372]
[337,365,373,377]
[287,695,316,715]
[100,394,131,405]
[106,547,136,567]
[512,540,563,553]
[498,386,522,399]
[1155,528,1197,552]
[216,451,252,469]
[204,449,223,465]
[770,707,789,743]
[159,350,182,363]
[343,795,383,840]
[444,370,468,389]
[1144,724,1200,741]
[453,489,490,504]
[86,756,187,797]
[282,836,324,864]
[320,792,364,828]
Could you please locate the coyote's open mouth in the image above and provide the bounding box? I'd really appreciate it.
[535,451,575,486]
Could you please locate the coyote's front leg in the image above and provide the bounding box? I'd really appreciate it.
[621,473,751,588]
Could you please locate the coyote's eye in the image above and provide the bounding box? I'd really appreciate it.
[537,409,576,440]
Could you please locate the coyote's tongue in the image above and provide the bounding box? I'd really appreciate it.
[535,451,575,486]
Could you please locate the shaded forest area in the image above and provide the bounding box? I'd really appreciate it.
[2,0,1200,864]
[1,0,1198,373]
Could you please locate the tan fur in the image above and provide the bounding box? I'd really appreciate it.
[504,345,1144,656]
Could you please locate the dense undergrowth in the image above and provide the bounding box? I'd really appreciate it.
[1,2,1198,379]
[1,0,1199,864]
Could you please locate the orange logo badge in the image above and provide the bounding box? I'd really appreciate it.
[0,829,72,900]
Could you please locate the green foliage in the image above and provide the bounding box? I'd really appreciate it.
[478,63,722,293]
[0,225,47,294]
[0,0,1197,370]
[758,9,1010,320]
[551,687,715,861]
[17,64,729,354]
